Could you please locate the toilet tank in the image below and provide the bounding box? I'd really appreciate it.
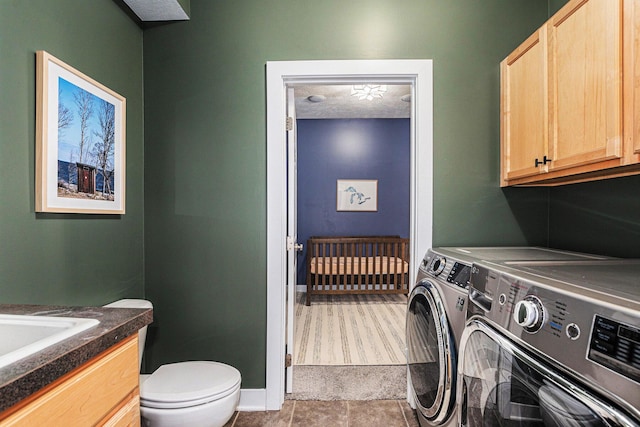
[104,298,152,369]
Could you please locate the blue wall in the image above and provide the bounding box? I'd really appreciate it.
[296,118,410,284]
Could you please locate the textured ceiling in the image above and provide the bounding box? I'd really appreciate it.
[294,85,411,119]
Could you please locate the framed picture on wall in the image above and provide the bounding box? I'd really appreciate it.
[336,179,378,212]
[35,50,126,214]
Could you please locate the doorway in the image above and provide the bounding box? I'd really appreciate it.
[291,87,411,397]
[266,59,433,410]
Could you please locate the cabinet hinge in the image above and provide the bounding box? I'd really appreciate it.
[285,353,292,368]
[286,116,294,131]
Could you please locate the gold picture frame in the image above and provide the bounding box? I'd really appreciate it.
[36,50,126,214]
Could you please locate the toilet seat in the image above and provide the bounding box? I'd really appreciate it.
[141,361,241,410]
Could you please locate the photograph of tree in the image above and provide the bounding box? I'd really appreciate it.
[36,50,125,214]
[57,77,116,201]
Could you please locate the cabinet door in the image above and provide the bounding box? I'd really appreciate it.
[101,394,141,427]
[548,0,622,172]
[628,0,640,156]
[0,337,139,426]
[501,27,548,186]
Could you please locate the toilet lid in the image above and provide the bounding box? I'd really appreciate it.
[141,361,241,409]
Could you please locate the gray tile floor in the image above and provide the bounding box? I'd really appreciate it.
[224,400,420,427]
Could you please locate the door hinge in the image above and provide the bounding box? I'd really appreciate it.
[286,116,294,131]
[285,353,292,368]
[286,236,303,251]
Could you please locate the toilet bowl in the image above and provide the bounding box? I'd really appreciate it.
[105,299,241,427]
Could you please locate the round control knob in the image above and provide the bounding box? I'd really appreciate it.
[430,256,446,276]
[513,296,545,333]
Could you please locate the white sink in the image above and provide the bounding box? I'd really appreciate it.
[0,314,99,369]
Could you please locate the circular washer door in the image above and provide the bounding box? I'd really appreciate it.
[407,280,457,425]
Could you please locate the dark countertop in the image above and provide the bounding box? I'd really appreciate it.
[0,304,153,413]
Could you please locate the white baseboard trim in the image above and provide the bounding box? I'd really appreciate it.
[238,388,267,411]
[296,285,307,292]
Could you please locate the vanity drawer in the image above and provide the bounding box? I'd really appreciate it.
[0,335,139,426]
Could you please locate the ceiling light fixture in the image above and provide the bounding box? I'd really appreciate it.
[351,84,387,101]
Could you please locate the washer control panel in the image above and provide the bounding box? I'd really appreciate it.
[420,252,471,290]
[588,315,640,383]
[470,263,640,387]
[446,262,471,289]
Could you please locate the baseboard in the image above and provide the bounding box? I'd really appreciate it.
[238,388,267,411]
[296,285,307,292]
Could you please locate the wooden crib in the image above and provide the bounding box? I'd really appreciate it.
[305,236,410,305]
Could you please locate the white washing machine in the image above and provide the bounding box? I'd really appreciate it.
[406,247,610,427]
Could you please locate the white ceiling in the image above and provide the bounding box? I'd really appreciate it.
[294,84,411,119]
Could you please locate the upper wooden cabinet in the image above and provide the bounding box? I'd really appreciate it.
[628,0,640,157]
[501,0,640,186]
[548,0,622,171]
[501,27,549,182]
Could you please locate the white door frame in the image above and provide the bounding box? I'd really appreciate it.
[265,59,433,410]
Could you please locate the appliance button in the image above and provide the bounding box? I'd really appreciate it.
[617,339,631,348]
[566,323,580,340]
[595,317,617,331]
[498,294,506,305]
[595,330,615,342]
[592,340,615,354]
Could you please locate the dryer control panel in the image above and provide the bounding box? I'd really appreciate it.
[420,252,471,290]
[589,315,640,383]
[446,262,471,289]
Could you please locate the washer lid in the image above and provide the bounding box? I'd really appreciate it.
[141,361,241,406]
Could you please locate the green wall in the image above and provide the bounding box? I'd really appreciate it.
[548,0,569,16]
[549,176,640,258]
[6,0,613,393]
[142,0,550,388]
[0,1,144,305]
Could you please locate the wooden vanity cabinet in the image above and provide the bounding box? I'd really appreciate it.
[0,335,140,426]
[501,0,640,186]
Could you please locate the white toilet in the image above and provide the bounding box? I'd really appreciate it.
[105,299,241,427]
